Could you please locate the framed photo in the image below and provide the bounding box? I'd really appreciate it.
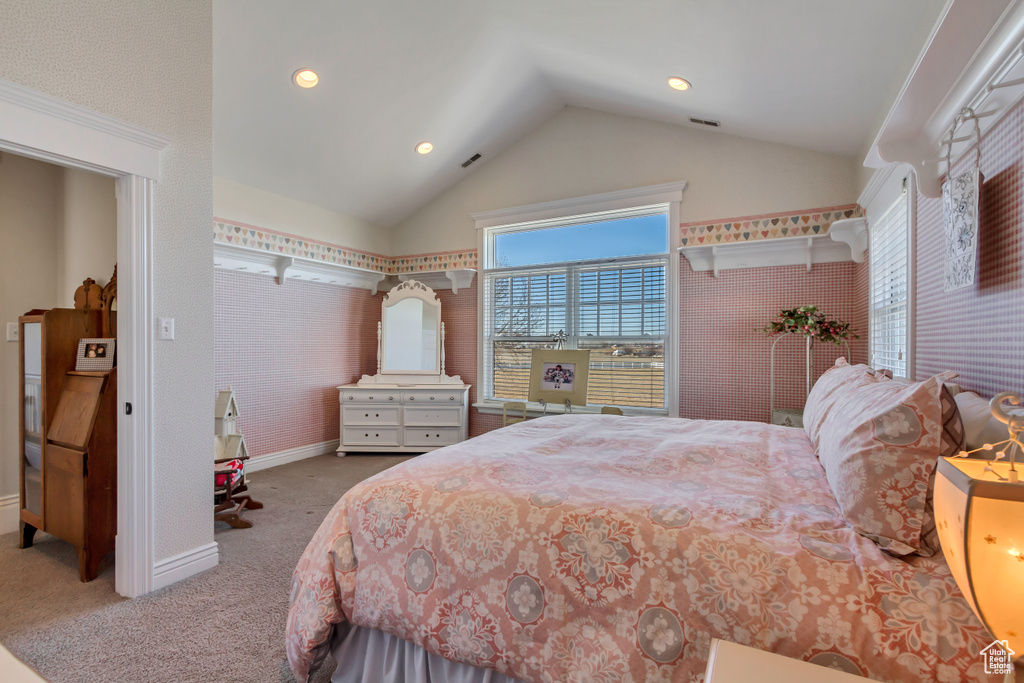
[528,349,591,407]
[76,338,116,372]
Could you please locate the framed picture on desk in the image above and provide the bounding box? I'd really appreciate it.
[528,349,590,407]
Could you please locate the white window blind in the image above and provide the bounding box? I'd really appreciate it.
[869,189,909,377]
[484,256,667,410]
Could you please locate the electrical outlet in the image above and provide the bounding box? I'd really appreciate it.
[6,322,17,342]
[158,317,175,341]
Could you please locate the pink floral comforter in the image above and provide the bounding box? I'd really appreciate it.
[286,415,997,682]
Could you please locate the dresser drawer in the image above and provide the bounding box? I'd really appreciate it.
[403,427,460,447]
[403,407,461,426]
[344,406,401,425]
[343,427,401,446]
[341,390,400,404]
[402,391,463,404]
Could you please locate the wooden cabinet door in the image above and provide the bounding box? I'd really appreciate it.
[43,444,86,548]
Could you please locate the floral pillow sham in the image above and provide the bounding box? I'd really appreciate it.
[802,357,876,449]
[815,369,964,556]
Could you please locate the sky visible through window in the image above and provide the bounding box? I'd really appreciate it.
[494,214,668,268]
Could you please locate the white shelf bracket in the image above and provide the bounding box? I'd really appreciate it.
[828,217,868,263]
[445,269,476,294]
[276,256,294,282]
[711,245,720,277]
[805,237,813,272]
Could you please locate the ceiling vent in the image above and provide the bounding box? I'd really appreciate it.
[689,117,720,127]
[461,153,481,168]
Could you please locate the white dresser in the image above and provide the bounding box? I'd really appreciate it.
[337,384,469,455]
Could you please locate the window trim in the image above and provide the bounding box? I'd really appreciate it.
[473,182,686,416]
[863,168,916,379]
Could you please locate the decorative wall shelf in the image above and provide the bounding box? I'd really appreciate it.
[866,0,1024,197]
[397,269,476,294]
[213,243,387,292]
[678,230,863,276]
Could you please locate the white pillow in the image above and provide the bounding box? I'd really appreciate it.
[954,392,1010,451]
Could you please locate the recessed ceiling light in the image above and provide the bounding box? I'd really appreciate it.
[416,141,434,155]
[293,69,319,89]
[668,77,691,91]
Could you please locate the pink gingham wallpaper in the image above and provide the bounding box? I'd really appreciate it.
[915,99,1024,395]
[679,258,869,422]
[213,269,380,459]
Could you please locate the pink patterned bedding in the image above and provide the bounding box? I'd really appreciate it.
[286,415,998,682]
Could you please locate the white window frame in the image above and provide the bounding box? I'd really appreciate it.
[472,182,687,417]
[864,168,915,379]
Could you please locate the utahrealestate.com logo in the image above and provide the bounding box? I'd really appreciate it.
[981,640,1015,676]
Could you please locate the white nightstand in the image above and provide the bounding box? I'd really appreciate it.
[705,640,866,682]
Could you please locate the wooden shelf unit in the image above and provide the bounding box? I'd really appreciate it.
[18,308,117,582]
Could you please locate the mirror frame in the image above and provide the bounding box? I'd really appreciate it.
[380,280,442,376]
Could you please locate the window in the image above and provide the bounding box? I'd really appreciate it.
[482,209,670,410]
[869,186,909,377]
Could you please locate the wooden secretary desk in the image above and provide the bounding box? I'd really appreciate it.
[19,308,117,582]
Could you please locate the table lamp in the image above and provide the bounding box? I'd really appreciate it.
[935,391,1024,664]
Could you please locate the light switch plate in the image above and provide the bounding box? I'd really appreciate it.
[6,322,17,342]
[158,317,175,341]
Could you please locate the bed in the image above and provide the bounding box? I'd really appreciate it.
[286,410,999,682]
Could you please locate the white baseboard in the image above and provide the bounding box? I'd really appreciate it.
[246,439,340,473]
[1,494,19,535]
[153,541,219,591]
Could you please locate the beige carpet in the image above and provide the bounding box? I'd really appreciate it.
[0,454,410,683]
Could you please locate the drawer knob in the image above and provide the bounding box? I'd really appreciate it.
[375,413,379,417]
[409,396,415,401]
[348,396,353,400]
[365,433,369,437]
[449,396,454,401]
[430,396,435,400]
[369,396,374,400]
[389,396,394,401]
[365,413,369,417]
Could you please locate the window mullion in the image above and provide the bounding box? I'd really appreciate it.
[567,264,578,350]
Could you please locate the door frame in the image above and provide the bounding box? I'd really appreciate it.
[0,78,166,597]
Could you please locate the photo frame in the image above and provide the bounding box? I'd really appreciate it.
[528,349,591,407]
[76,338,116,372]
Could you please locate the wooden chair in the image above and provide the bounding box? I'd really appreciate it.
[600,406,623,415]
[503,401,527,427]
[214,435,262,529]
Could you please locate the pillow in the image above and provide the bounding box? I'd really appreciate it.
[954,391,1010,451]
[802,358,877,449]
[816,372,964,556]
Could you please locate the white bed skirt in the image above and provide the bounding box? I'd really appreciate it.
[330,625,525,683]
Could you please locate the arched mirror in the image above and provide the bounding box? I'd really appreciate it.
[381,280,441,376]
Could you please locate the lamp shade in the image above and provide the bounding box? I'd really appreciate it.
[935,456,1024,659]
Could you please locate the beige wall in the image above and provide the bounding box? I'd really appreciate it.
[0,1,214,562]
[215,177,392,255]
[56,168,117,308]
[0,153,62,501]
[392,106,860,255]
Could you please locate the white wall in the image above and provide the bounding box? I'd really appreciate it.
[392,106,860,254]
[57,168,117,308]
[0,1,215,563]
[215,177,392,255]
[0,153,61,503]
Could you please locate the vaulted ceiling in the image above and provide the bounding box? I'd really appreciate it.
[214,0,946,227]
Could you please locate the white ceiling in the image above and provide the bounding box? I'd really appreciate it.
[214,0,946,228]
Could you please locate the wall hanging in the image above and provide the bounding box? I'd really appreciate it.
[942,107,983,292]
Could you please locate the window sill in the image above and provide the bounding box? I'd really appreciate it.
[473,401,668,418]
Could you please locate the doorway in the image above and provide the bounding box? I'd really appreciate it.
[1,151,118,582]
[0,77,164,597]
